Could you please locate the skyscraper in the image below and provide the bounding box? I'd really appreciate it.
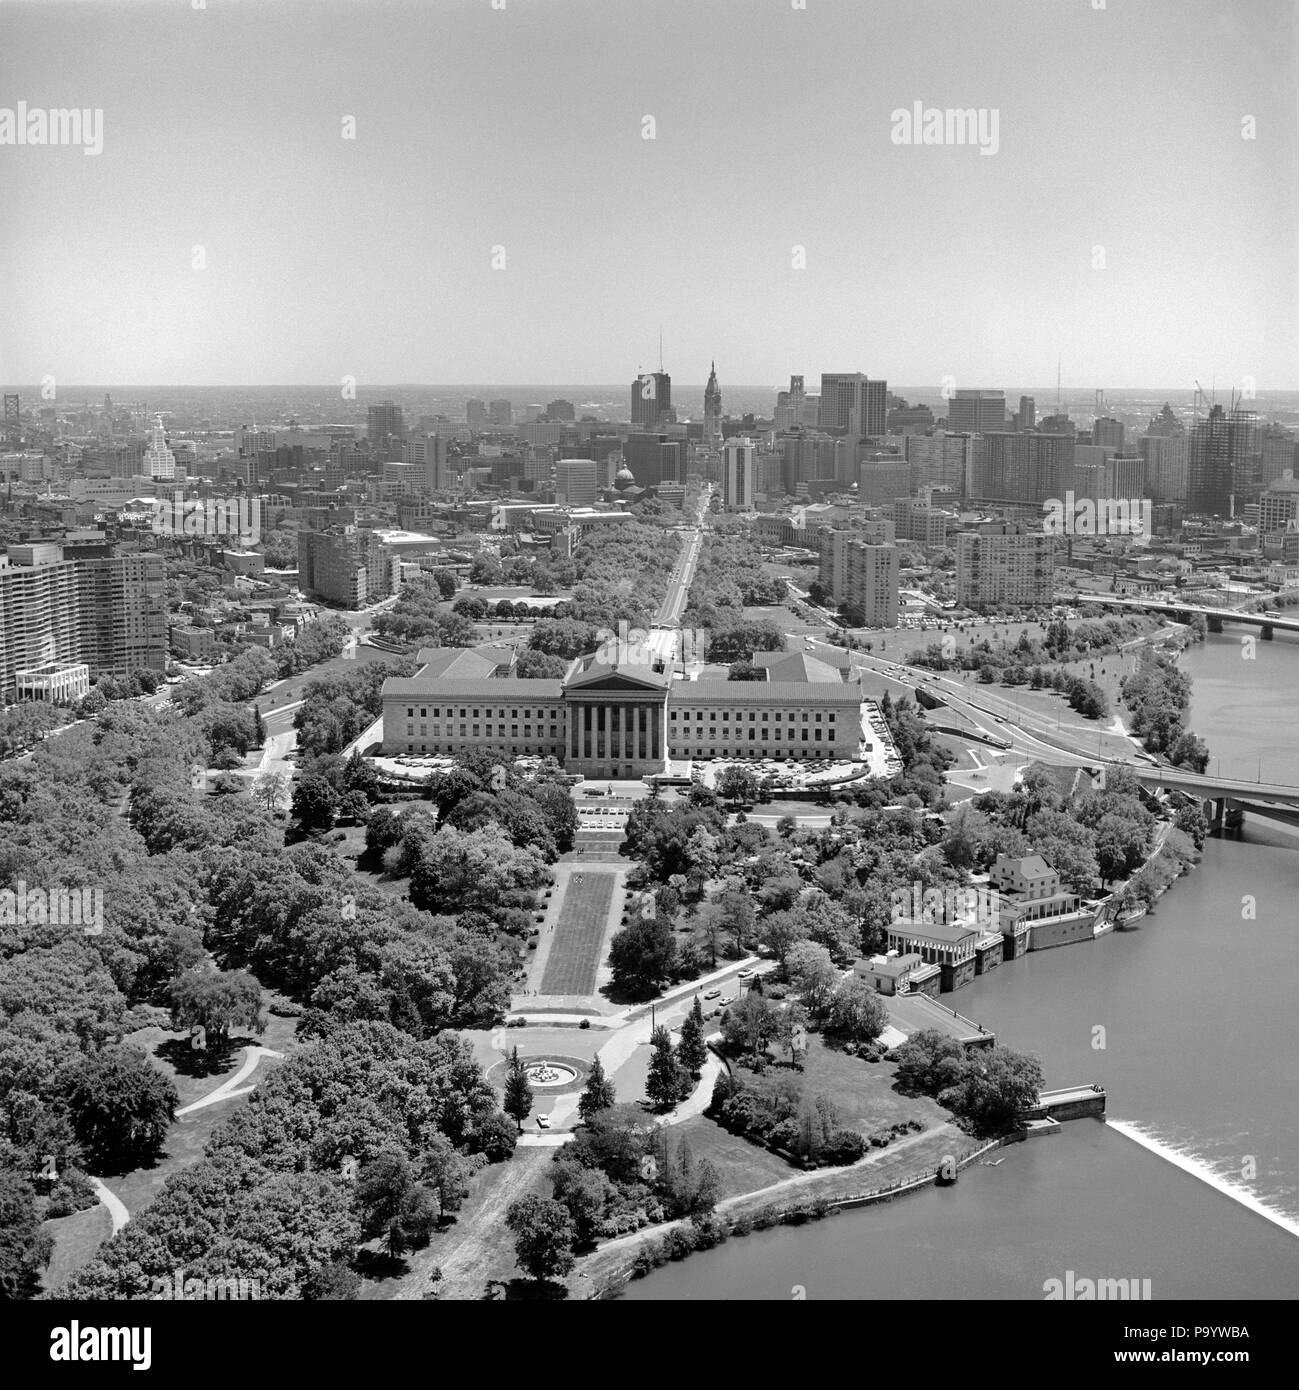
[367,400,405,450]
[466,399,488,431]
[489,399,513,428]
[143,414,176,480]
[1091,417,1125,450]
[946,390,1006,434]
[955,528,1056,608]
[631,371,672,430]
[555,458,598,506]
[819,374,887,438]
[1014,395,1036,432]
[1187,405,1258,516]
[0,545,167,701]
[722,437,756,511]
[704,361,722,449]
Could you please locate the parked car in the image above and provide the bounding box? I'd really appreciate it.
[704,988,721,1000]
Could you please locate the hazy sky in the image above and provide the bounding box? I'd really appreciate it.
[2,0,1296,389]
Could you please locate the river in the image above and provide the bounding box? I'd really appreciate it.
[622,629,1299,1299]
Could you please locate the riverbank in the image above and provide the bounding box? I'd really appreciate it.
[579,1121,1008,1298]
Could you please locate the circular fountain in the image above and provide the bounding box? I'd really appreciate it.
[523,1059,578,1088]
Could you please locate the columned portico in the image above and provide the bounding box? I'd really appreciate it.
[563,661,670,779]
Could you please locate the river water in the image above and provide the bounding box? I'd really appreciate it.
[623,630,1299,1299]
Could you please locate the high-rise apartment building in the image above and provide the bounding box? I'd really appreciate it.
[843,540,900,627]
[955,528,1057,608]
[722,437,756,511]
[946,389,1006,434]
[631,371,672,431]
[466,399,489,431]
[489,399,513,428]
[818,374,887,438]
[0,546,167,701]
[968,432,1075,504]
[905,432,974,495]
[298,527,391,609]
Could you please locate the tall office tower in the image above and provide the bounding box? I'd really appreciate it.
[489,399,513,428]
[143,414,176,480]
[554,458,598,506]
[968,432,1075,504]
[886,398,935,433]
[547,399,576,422]
[955,528,1057,608]
[1014,395,1036,432]
[1259,474,1299,538]
[1260,424,1298,488]
[842,540,900,626]
[367,400,405,450]
[1146,402,1182,436]
[466,398,489,431]
[946,389,1007,434]
[704,361,722,448]
[2,394,18,443]
[722,437,756,511]
[1138,433,1189,501]
[818,373,887,438]
[630,371,672,430]
[781,432,841,494]
[1108,456,1146,500]
[622,432,684,487]
[0,546,167,701]
[400,434,450,493]
[905,432,974,495]
[1092,417,1125,450]
[774,374,807,431]
[1187,405,1259,516]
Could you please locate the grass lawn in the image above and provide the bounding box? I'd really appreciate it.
[791,1037,953,1135]
[40,1201,114,1294]
[540,870,614,996]
[668,1116,793,1198]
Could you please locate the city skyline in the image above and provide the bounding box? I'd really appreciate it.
[2,0,1296,388]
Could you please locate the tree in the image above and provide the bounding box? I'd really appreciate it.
[677,996,708,1077]
[292,771,339,831]
[431,567,458,599]
[0,1170,53,1299]
[167,965,264,1054]
[760,907,809,967]
[252,705,267,747]
[646,1025,688,1111]
[251,769,287,814]
[825,976,889,1045]
[717,765,759,804]
[577,1055,616,1123]
[608,916,677,999]
[502,1047,533,1132]
[720,992,780,1067]
[785,941,840,1020]
[356,1152,439,1257]
[505,1194,575,1284]
[67,1047,179,1173]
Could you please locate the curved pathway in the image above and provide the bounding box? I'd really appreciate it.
[175,1045,284,1117]
[90,1177,130,1235]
